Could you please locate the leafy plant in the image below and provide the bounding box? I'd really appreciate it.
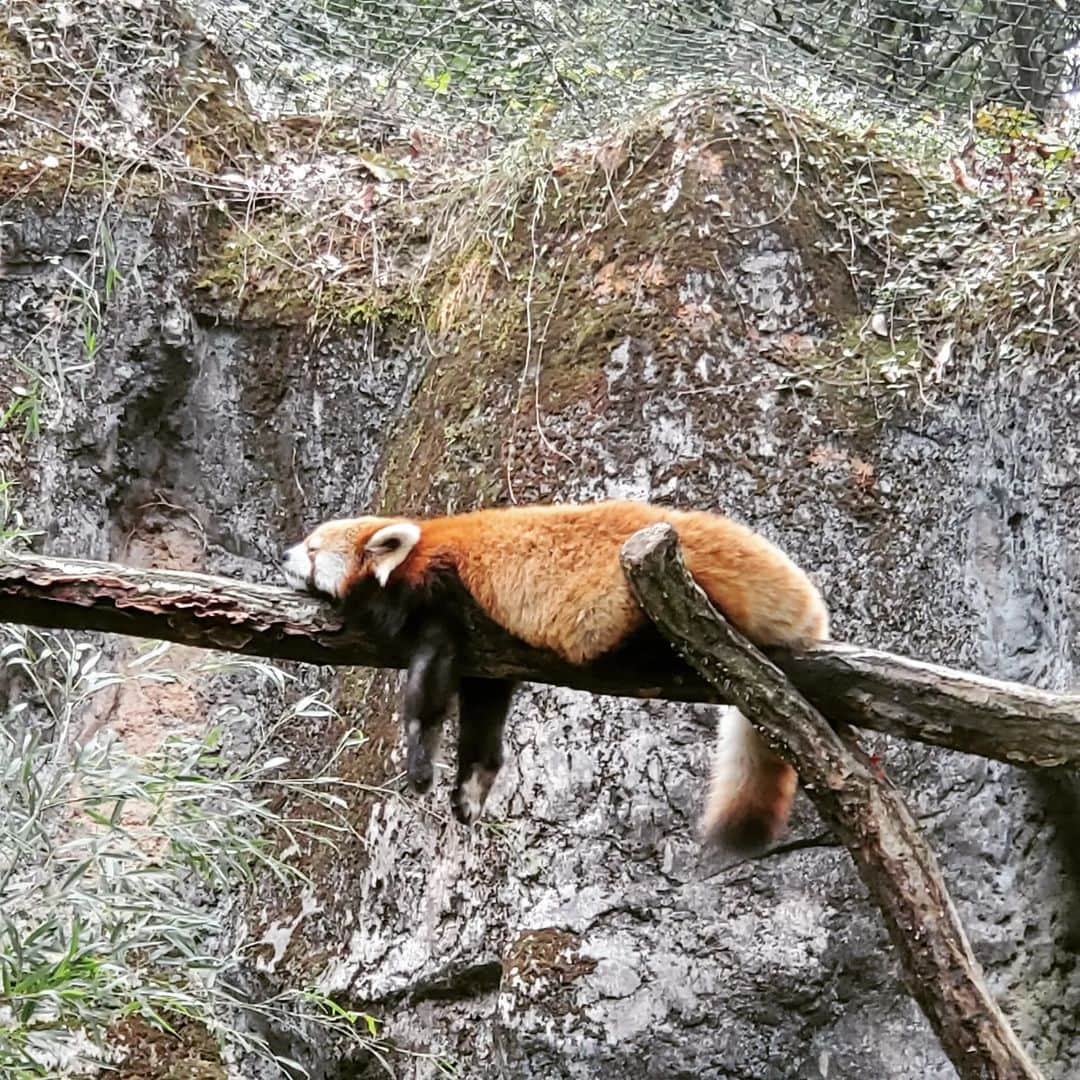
[0,477,39,550]
[0,365,44,443]
[0,628,384,1077]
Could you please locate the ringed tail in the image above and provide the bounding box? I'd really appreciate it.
[701,707,797,852]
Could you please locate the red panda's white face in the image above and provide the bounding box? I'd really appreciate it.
[281,516,421,599]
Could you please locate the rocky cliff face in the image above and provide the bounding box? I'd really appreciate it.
[2,9,1077,1078]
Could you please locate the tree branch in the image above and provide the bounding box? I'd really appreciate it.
[0,549,1078,769]
[619,523,1043,1080]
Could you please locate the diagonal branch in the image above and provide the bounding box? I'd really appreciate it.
[0,549,1078,769]
[619,523,1043,1080]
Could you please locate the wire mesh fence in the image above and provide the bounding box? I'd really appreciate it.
[194,0,1080,138]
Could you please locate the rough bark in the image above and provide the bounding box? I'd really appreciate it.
[1,548,1078,772]
[620,523,1044,1080]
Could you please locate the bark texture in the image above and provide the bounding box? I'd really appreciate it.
[1,549,1078,771]
[621,523,1043,1080]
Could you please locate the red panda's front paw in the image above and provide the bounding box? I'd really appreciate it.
[451,767,498,825]
[406,747,434,794]
[451,784,480,825]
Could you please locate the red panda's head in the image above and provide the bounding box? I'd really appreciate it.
[281,516,420,599]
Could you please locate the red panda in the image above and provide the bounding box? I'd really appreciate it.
[281,500,828,852]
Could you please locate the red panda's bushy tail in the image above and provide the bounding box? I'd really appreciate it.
[701,706,797,853]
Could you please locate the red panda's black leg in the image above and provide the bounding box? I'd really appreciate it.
[402,622,458,794]
[452,677,518,825]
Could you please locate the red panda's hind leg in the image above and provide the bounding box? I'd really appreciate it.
[452,678,518,824]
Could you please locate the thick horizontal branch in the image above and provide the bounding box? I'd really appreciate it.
[619,524,1042,1080]
[0,550,1078,769]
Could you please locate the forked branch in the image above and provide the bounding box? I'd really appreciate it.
[619,523,1042,1080]
[0,542,1063,1074]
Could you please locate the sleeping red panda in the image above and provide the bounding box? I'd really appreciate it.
[281,500,828,851]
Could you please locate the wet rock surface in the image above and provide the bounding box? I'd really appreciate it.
[2,100,1077,1080]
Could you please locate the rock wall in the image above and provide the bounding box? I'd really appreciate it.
[1,37,1077,1080]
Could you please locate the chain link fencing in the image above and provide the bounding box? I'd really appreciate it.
[194,1,1080,140]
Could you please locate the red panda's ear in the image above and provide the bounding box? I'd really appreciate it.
[364,522,421,586]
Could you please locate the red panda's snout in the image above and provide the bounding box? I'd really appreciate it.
[280,543,311,591]
[281,517,422,599]
[281,538,351,599]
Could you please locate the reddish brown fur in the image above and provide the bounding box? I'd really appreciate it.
[324,502,827,662]
[704,710,802,852]
[303,501,829,849]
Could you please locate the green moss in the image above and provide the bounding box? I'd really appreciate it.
[0,20,259,203]
[806,318,921,385]
[174,90,267,176]
[194,200,428,329]
[376,95,872,508]
[0,134,84,201]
